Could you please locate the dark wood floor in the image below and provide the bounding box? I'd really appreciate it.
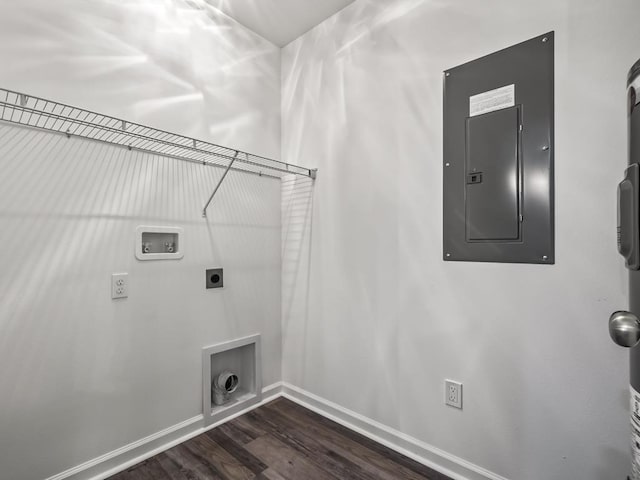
[110,397,451,480]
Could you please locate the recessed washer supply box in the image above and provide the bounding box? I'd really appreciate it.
[135,226,184,261]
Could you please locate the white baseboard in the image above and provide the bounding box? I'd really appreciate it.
[46,381,507,480]
[45,382,283,480]
[281,382,509,480]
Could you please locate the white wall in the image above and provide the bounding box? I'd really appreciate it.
[0,1,282,479]
[0,0,281,157]
[281,0,640,478]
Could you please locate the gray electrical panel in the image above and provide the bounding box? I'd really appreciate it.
[443,32,554,264]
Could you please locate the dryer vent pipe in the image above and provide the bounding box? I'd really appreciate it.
[212,370,238,406]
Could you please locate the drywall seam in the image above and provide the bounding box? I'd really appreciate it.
[281,382,510,480]
[45,382,284,480]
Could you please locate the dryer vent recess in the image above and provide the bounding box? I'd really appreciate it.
[206,268,223,289]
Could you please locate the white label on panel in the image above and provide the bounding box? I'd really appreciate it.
[469,84,515,117]
[631,386,640,480]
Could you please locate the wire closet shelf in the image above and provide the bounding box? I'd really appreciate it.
[0,88,314,180]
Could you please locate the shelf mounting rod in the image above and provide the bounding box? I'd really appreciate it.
[202,151,239,218]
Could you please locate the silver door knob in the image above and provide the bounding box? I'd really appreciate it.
[609,311,640,347]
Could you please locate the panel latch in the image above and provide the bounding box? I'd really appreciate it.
[466,172,483,184]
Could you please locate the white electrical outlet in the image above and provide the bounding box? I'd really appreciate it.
[111,273,128,299]
[445,380,462,409]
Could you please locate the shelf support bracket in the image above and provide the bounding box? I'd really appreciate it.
[202,151,239,218]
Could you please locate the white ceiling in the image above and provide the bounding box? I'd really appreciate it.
[206,0,355,47]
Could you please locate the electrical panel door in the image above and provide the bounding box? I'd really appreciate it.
[465,107,520,242]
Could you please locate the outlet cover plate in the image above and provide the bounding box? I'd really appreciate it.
[206,268,224,289]
[445,380,462,409]
[111,273,129,299]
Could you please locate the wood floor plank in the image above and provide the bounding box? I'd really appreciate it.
[262,400,418,480]
[245,434,337,480]
[109,457,171,480]
[248,404,376,480]
[265,399,449,480]
[185,433,256,479]
[108,398,453,480]
[164,443,226,480]
[155,453,199,480]
[216,421,258,446]
[254,468,287,480]
[228,414,268,441]
[205,427,268,475]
